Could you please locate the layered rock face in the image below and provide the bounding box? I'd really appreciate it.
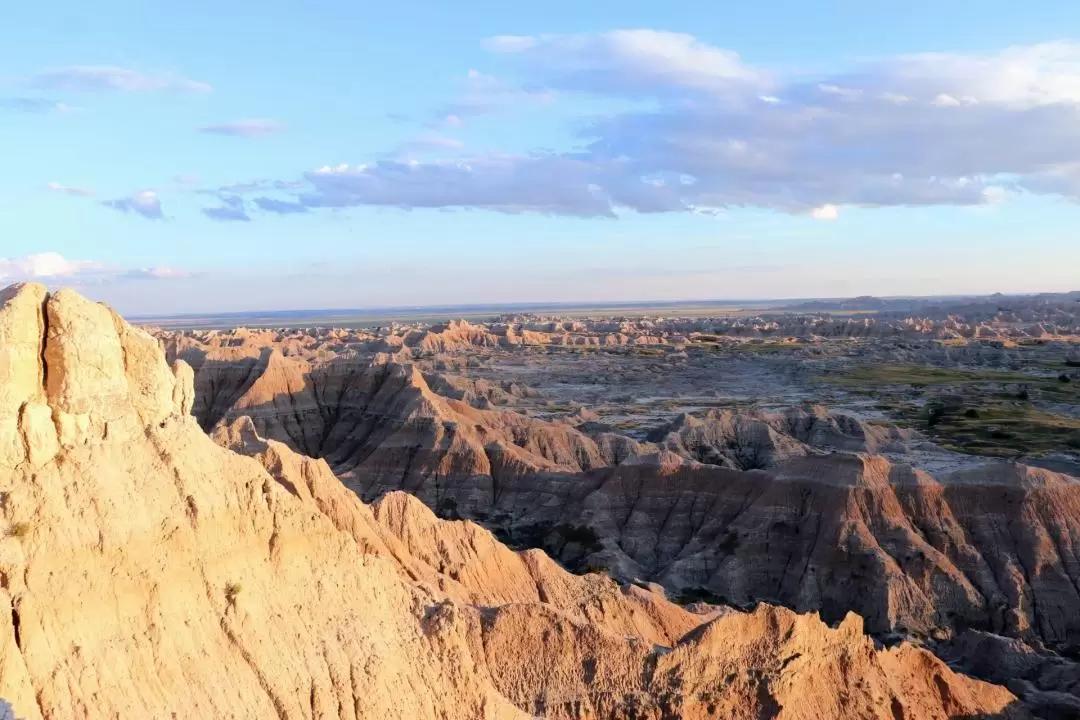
[0,283,1034,718]
[172,332,1080,660]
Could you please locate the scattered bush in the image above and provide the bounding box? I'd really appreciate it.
[674,587,729,606]
[225,582,242,605]
[435,497,460,520]
[963,408,980,419]
[1059,374,1072,384]
[554,524,601,551]
[7,522,29,539]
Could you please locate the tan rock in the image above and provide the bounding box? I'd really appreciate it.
[0,283,1031,719]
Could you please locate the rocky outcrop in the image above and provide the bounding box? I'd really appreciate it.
[0,282,1034,718]
[178,332,1080,657]
[653,405,916,470]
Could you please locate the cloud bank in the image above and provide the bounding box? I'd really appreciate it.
[248,34,1080,219]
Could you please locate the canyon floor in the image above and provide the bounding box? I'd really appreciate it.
[1,284,1078,718]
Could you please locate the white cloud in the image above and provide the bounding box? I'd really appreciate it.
[103,190,164,220]
[198,119,286,137]
[480,29,769,99]
[0,252,101,280]
[870,42,1080,109]
[125,266,193,279]
[27,66,211,93]
[483,35,539,53]
[0,253,193,284]
[213,36,1080,220]
[47,182,95,197]
[932,93,962,107]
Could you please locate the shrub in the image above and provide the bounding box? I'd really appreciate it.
[8,522,30,539]
[225,582,242,605]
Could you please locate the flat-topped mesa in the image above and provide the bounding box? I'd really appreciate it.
[0,284,193,471]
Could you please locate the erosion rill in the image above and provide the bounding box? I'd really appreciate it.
[164,298,1080,718]
[0,282,1069,717]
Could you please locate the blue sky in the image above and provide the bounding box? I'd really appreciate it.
[3,0,1080,314]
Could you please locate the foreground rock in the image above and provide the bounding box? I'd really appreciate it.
[0,282,1038,717]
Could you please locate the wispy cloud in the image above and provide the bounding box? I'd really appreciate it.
[442,68,554,117]
[424,114,465,129]
[197,119,286,137]
[199,179,306,195]
[0,253,194,285]
[392,132,465,158]
[47,182,96,197]
[202,205,251,222]
[173,173,201,187]
[26,66,211,93]
[123,266,194,280]
[103,190,164,220]
[253,197,309,214]
[481,29,769,98]
[0,97,75,113]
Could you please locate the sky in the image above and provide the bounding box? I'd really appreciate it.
[3,0,1080,314]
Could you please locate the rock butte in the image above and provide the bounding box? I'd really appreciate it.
[0,287,1045,716]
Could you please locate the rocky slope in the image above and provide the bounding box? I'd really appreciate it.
[0,282,1038,718]
[170,333,1080,655]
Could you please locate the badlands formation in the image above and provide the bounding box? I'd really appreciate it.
[0,284,1074,718]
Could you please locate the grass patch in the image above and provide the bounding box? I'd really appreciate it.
[674,587,730,606]
[825,363,1080,458]
[823,363,1031,388]
[732,342,804,354]
[883,396,1080,457]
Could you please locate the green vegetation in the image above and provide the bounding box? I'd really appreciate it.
[824,363,1030,388]
[898,402,1080,457]
[730,342,805,354]
[673,587,730,606]
[435,497,461,520]
[825,363,1080,458]
[553,524,601,551]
